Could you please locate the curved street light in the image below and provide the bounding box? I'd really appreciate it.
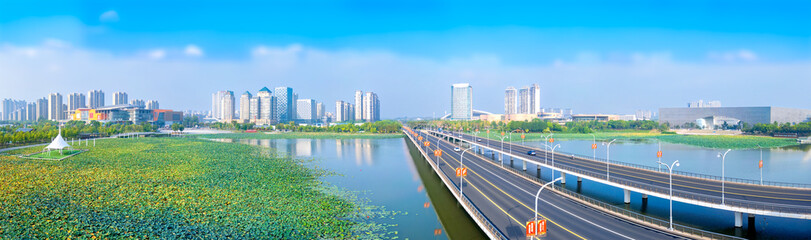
[534,177,563,238]
[459,146,474,196]
[541,143,562,179]
[657,160,680,230]
[603,139,617,180]
[717,149,732,205]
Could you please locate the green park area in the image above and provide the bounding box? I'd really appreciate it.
[0,137,390,239]
[23,149,84,160]
[475,131,798,149]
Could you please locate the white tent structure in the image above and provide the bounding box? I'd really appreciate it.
[44,127,72,155]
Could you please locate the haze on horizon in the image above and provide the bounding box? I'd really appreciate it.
[1,1,809,118]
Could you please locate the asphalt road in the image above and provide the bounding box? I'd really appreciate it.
[409,129,686,240]
[438,130,811,215]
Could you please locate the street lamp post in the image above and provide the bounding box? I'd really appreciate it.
[757,144,763,185]
[657,160,680,230]
[497,134,509,167]
[603,139,617,180]
[534,177,563,239]
[589,133,596,161]
[542,134,554,164]
[542,144,562,179]
[718,149,731,205]
[459,147,474,196]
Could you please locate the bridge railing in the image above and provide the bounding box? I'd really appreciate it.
[471,150,747,240]
[444,131,811,189]
[405,130,509,240]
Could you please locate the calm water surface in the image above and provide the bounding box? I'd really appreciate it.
[216,138,486,240]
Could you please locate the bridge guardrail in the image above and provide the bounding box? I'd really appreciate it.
[405,130,509,240]
[444,131,811,189]
[469,148,747,240]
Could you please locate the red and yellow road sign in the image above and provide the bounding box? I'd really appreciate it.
[418,136,423,141]
[526,219,547,237]
[657,151,663,158]
[548,138,554,143]
[521,134,525,139]
[592,143,597,149]
[424,142,430,147]
[434,149,443,156]
[455,168,468,177]
[759,159,763,168]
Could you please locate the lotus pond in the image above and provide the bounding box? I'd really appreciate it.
[0,137,397,239]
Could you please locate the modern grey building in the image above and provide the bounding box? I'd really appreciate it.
[146,100,159,110]
[296,99,316,124]
[48,93,63,121]
[36,97,48,121]
[68,93,86,111]
[659,106,811,129]
[130,99,145,108]
[451,83,473,120]
[354,90,364,121]
[240,91,252,121]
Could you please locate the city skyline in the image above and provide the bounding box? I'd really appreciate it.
[1,1,809,118]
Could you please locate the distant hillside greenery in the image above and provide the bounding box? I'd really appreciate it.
[744,122,811,137]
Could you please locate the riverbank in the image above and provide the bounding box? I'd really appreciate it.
[472,131,798,149]
[195,132,404,140]
[0,138,389,239]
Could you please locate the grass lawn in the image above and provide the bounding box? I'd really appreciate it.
[194,132,404,140]
[25,149,83,160]
[0,137,388,239]
[472,131,798,149]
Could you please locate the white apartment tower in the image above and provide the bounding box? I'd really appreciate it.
[68,93,86,111]
[87,90,105,108]
[505,87,517,115]
[450,83,473,120]
[48,93,63,121]
[354,90,364,121]
[363,92,380,122]
[113,92,128,105]
[240,91,252,121]
[146,100,159,110]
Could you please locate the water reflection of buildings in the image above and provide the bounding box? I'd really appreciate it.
[353,139,374,166]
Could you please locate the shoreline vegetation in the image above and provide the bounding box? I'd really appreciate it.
[472,131,798,149]
[194,132,404,140]
[0,137,393,239]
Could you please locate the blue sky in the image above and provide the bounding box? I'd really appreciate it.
[1,1,810,118]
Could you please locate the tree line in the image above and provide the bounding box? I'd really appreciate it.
[410,119,668,134]
[0,120,158,147]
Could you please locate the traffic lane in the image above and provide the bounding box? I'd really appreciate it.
[432,137,682,240]
[468,135,811,206]
[451,143,684,240]
[428,143,582,239]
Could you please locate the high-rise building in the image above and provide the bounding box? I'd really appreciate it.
[505,87,517,115]
[113,92,128,105]
[48,93,63,121]
[296,99,316,124]
[335,101,350,122]
[529,83,541,114]
[249,96,260,121]
[220,91,235,121]
[130,99,145,108]
[451,83,473,120]
[211,91,226,119]
[363,92,380,122]
[36,97,48,121]
[354,90,364,121]
[240,91,252,121]
[68,93,86,111]
[26,103,36,121]
[88,90,105,108]
[1,99,26,121]
[518,87,529,114]
[316,102,325,121]
[1,99,12,121]
[257,87,276,124]
[146,100,159,110]
[274,87,294,123]
[61,103,68,120]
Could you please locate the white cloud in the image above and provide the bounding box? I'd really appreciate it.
[147,49,166,59]
[184,45,204,57]
[0,42,808,117]
[99,10,119,23]
[709,49,758,62]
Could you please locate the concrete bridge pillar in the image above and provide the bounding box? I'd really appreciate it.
[560,172,567,184]
[577,176,582,182]
[734,212,743,228]
[623,189,631,204]
[522,160,527,171]
[641,194,648,205]
[510,157,514,167]
[748,214,755,229]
